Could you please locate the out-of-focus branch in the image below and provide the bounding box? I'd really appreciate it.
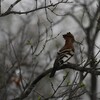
[0,0,1,14]
[6,0,22,12]
[12,68,52,100]
[0,0,72,17]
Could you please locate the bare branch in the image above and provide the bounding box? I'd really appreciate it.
[0,1,72,17]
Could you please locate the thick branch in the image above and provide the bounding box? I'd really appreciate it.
[61,63,100,75]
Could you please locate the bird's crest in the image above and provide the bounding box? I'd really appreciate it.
[63,32,75,41]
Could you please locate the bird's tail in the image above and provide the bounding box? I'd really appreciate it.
[49,68,56,78]
[49,59,58,78]
[49,59,62,78]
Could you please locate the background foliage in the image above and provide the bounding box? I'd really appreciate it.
[0,0,100,100]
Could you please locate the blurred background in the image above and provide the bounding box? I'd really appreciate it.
[0,0,100,100]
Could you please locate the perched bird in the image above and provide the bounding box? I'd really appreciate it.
[50,32,75,78]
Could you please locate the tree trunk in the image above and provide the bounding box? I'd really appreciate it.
[90,74,97,100]
[0,66,7,100]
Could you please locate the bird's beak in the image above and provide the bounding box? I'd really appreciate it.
[74,40,83,45]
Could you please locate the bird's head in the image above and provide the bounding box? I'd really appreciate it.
[63,32,75,42]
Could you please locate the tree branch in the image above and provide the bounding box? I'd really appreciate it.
[12,62,100,100]
[0,1,72,17]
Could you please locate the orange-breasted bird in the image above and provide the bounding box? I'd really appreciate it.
[50,32,75,78]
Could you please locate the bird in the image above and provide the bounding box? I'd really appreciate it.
[49,32,75,78]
